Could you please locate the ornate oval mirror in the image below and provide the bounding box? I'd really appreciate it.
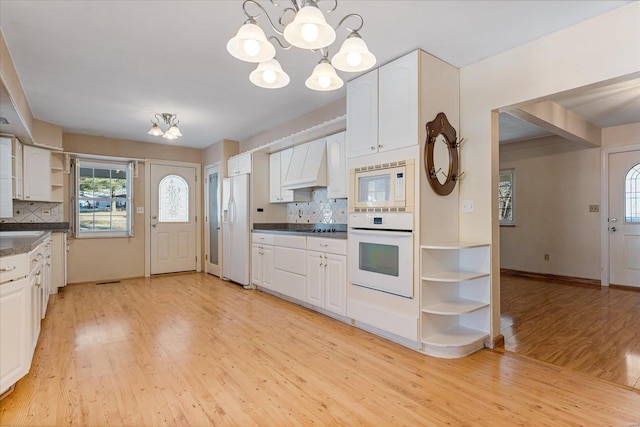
[425,112,458,196]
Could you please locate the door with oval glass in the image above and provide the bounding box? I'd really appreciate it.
[609,150,640,287]
[150,163,197,275]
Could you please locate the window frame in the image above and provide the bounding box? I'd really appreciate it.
[499,168,516,226]
[72,158,134,238]
[625,163,640,223]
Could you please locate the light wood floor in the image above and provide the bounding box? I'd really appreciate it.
[501,273,640,390]
[2,273,639,426]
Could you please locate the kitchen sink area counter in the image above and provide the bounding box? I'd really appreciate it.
[0,230,51,257]
[252,223,347,239]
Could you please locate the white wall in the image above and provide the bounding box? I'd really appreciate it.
[460,3,640,338]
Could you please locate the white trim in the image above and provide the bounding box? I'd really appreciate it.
[600,143,640,287]
[144,158,202,277]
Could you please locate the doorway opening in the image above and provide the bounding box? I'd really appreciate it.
[496,78,640,390]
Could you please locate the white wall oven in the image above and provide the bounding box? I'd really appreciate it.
[349,160,414,212]
[348,212,414,298]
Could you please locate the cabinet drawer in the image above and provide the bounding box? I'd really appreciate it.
[0,253,29,284]
[274,246,306,275]
[252,233,275,245]
[274,269,306,301]
[273,234,306,249]
[307,237,347,255]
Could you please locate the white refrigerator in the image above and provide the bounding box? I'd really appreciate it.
[222,173,250,286]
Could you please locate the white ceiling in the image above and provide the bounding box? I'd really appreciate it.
[0,1,635,149]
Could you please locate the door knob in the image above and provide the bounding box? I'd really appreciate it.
[610,218,618,223]
[152,224,157,228]
[152,215,157,220]
[610,227,617,232]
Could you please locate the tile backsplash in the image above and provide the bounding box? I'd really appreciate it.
[1,201,64,223]
[287,189,348,224]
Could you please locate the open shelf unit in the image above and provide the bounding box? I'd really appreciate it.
[420,242,491,358]
[50,152,65,202]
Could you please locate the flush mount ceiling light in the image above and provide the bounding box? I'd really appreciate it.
[148,113,182,140]
[227,0,376,91]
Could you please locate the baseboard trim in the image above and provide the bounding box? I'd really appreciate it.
[500,269,600,287]
[610,284,640,292]
[493,334,505,348]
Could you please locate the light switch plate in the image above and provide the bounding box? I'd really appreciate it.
[136,207,144,214]
[462,200,475,213]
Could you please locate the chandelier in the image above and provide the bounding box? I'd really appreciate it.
[227,0,376,91]
[148,113,182,140]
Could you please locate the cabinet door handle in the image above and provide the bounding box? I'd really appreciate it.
[378,144,383,149]
[0,265,16,272]
[370,146,375,151]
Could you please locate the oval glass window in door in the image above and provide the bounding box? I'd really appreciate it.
[158,174,189,222]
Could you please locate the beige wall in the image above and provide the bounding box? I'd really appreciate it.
[64,133,203,283]
[460,3,640,336]
[32,119,63,149]
[499,122,640,281]
[240,97,346,152]
[203,139,239,169]
[499,136,601,279]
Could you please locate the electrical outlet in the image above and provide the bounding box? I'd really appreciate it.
[462,200,475,213]
[589,204,599,213]
[136,207,144,214]
[41,209,51,217]
[544,254,550,261]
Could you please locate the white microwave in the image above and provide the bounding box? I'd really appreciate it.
[349,160,414,212]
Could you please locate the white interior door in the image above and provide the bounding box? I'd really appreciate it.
[150,164,197,275]
[609,150,640,287]
[205,164,221,277]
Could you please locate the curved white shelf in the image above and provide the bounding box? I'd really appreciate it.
[421,271,489,282]
[422,299,489,315]
[423,326,489,347]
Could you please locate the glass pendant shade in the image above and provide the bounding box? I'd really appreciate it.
[249,59,290,89]
[227,22,276,63]
[164,125,182,138]
[331,33,376,72]
[283,5,336,50]
[305,60,343,91]
[148,123,164,136]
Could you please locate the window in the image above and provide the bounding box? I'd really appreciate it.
[499,168,515,226]
[73,159,133,237]
[626,163,640,223]
[158,175,189,222]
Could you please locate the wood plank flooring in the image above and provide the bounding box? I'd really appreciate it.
[1,273,639,426]
[501,273,640,390]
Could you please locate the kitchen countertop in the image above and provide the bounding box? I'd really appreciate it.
[0,222,69,232]
[252,223,347,240]
[0,231,51,257]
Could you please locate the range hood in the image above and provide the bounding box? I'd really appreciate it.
[282,138,327,190]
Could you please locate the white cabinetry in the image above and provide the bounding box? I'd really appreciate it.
[22,144,51,201]
[346,50,419,158]
[420,243,491,358]
[0,255,29,394]
[269,149,311,203]
[11,138,23,200]
[306,237,347,316]
[228,152,252,176]
[50,152,65,203]
[252,233,274,290]
[51,232,67,292]
[273,234,307,301]
[0,137,12,218]
[326,132,347,199]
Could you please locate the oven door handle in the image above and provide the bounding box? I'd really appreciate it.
[349,228,413,237]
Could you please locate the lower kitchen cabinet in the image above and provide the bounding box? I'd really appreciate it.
[306,250,346,316]
[0,276,30,394]
[252,243,274,290]
[306,237,347,316]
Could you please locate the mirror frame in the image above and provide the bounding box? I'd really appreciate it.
[425,112,459,196]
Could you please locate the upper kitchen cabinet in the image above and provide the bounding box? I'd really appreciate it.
[11,137,23,200]
[22,144,51,201]
[347,50,419,158]
[49,152,65,203]
[269,148,311,203]
[228,152,252,177]
[0,137,12,217]
[326,132,347,199]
